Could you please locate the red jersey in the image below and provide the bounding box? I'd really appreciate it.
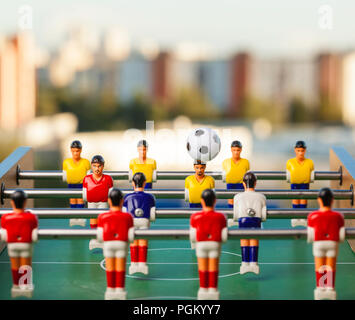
[83,174,113,203]
[190,210,227,242]
[98,210,134,241]
[308,210,344,241]
[1,211,38,243]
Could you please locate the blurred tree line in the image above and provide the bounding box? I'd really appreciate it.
[37,86,221,131]
[37,85,343,132]
[237,94,343,125]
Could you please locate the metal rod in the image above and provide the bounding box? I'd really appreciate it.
[2,188,353,201]
[1,208,355,219]
[18,170,64,179]
[35,228,355,240]
[17,170,341,181]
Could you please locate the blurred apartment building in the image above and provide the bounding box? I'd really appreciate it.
[38,27,355,124]
[147,51,321,116]
[0,32,36,130]
[342,52,355,126]
[147,50,352,124]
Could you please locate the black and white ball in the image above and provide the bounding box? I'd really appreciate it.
[186,128,221,162]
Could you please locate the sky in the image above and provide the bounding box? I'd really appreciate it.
[1,0,355,58]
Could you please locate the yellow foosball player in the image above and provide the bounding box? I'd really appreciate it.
[129,140,157,190]
[286,140,314,227]
[222,140,250,227]
[62,140,91,227]
[185,160,215,209]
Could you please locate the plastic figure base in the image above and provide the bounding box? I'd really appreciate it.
[129,263,139,274]
[89,239,103,250]
[129,262,148,275]
[291,219,308,227]
[138,262,149,275]
[70,219,86,227]
[11,285,34,298]
[314,287,336,300]
[240,262,260,275]
[227,219,239,227]
[197,288,220,300]
[105,287,127,300]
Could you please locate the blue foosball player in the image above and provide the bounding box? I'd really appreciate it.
[123,172,156,275]
[232,172,267,275]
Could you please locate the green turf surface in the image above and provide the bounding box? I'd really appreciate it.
[0,216,354,300]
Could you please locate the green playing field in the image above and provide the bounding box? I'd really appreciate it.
[0,213,354,300]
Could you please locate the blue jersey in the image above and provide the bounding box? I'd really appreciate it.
[123,191,156,219]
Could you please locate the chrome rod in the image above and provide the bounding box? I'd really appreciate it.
[2,188,353,200]
[35,228,355,240]
[17,170,341,181]
[1,208,355,219]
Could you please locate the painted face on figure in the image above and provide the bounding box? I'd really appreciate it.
[231,147,242,160]
[294,147,306,160]
[138,146,147,159]
[194,164,206,176]
[92,163,104,176]
[71,148,82,161]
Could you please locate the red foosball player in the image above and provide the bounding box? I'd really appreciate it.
[83,155,113,250]
[307,187,345,300]
[190,189,227,300]
[0,190,38,298]
[123,172,156,275]
[97,188,134,300]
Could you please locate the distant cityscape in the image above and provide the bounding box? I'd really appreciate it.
[1,26,355,131]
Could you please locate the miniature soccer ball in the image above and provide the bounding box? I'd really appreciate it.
[186,128,221,162]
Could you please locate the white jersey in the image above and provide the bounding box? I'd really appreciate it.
[233,190,267,221]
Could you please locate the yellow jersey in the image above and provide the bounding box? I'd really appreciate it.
[286,158,314,184]
[222,158,250,183]
[129,158,157,183]
[63,158,91,184]
[185,175,215,204]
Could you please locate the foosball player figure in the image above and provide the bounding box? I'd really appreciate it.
[185,160,215,209]
[233,172,267,275]
[0,190,38,298]
[286,140,314,227]
[222,140,250,210]
[63,140,91,227]
[83,155,113,250]
[307,187,344,300]
[123,172,156,275]
[97,188,134,300]
[129,140,157,190]
[190,189,227,300]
